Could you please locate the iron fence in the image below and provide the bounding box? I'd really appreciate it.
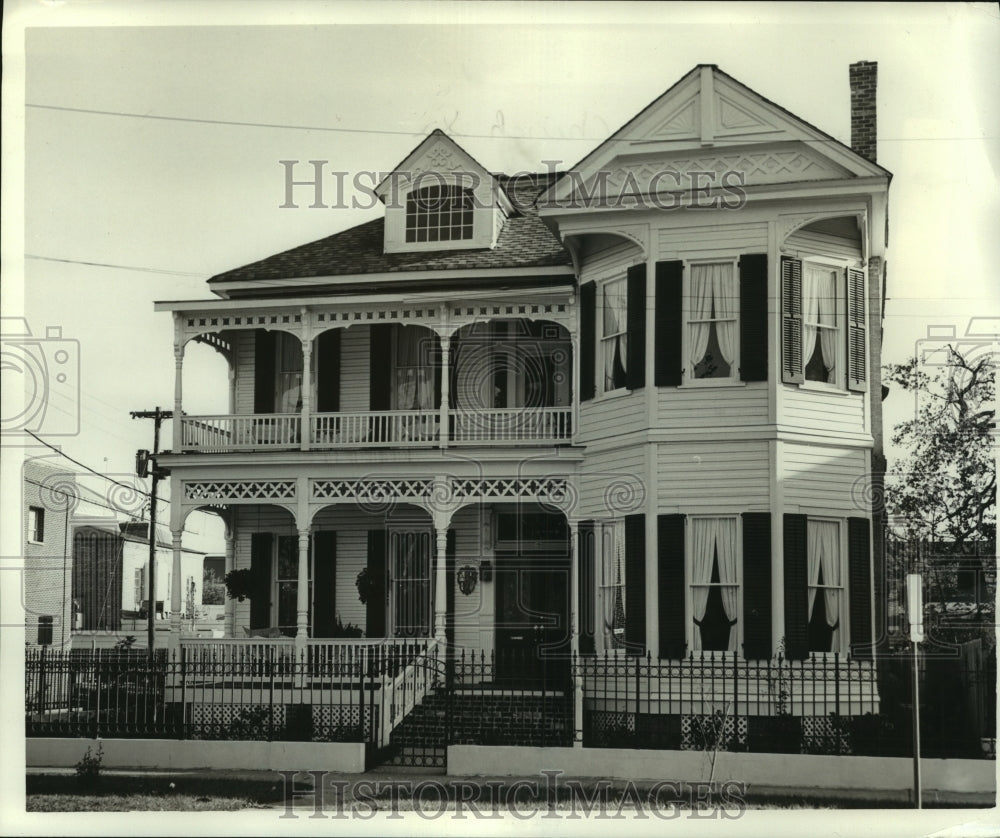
[25,645,996,760]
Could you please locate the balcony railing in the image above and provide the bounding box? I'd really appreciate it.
[178,407,572,452]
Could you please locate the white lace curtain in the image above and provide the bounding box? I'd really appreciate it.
[603,282,628,386]
[691,517,739,651]
[802,267,838,380]
[602,523,626,647]
[807,520,841,648]
[689,263,737,370]
[394,327,435,410]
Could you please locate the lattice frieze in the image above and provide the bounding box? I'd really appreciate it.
[311,478,434,501]
[185,480,296,501]
[450,477,570,500]
[597,149,844,194]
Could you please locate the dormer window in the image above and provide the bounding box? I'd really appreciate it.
[405,184,474,244]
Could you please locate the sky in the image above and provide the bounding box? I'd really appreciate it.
[3,1,1000,557]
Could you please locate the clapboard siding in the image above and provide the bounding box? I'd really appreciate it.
[450,506,494,652]
[782,387,866,434]
[781,443,868,515]
[657,221,768,258]
[784,229,862,261]
[657,441,770,511]
[338,325,370,412]
[580,240,642,281]
[578,445,648,520]
[578,393,648,440]
[233,331,256,415]
[657,383,768,428]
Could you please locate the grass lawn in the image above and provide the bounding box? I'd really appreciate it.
[26,773,287,812]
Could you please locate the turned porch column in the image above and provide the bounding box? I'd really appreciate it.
[300,310,312,451]
[169,530,183,643]
[296,527,311,640]
[224,527,236,637]
[433,510,453,643]
[172,340,184,452]
[569,518,584,746]
[439,334,450,449]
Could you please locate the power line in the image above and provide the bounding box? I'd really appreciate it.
[25,254,206,278]
[25,102,997,143]
[24,429,166,504]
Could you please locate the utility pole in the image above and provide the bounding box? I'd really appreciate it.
[132,407,173,661]
[906,573,924,809]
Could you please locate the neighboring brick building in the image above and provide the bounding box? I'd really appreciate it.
[23,458,76,649]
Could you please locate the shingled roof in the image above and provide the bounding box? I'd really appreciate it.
[208,173,571,286]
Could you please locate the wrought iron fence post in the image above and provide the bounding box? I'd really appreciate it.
[93,655,101,739]
[179,646,188,740]
[634,651,641,748]
[268,649,275,742]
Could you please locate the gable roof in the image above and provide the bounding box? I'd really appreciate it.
[208,173,570,286]
[542,64,891,205]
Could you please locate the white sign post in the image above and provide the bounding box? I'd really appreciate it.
[906,573,924,808]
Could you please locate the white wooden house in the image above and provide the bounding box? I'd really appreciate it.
[152,63,889,752]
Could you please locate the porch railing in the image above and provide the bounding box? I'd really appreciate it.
[180,414,301,451]
[375,640,442,749]
[178,407,572,453]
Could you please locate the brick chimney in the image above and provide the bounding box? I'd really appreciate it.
[849,61,878,163]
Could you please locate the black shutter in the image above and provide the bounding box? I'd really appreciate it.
[739,254,768,382]
[369,324,393,411]
[366,530,387,638]
[848,517,873,658]
[249,532,273,630]
[445,529,456,646]
[626,264,646,390]
[315,330,341,413]
[254,330,276,413]
[782,514,808,660]
[657,514,686,659]
[624,514,646,655]
[654,260,683,386]
[742,512,772,659]
[580,281,596,401]
[578,521,596,655]
[780,257,804,384]
[847,268,867,392]
[312,531,337,638]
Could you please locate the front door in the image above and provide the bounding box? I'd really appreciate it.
[494,549,571,685]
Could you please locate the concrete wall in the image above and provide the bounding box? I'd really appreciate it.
[448,745,996,800]
[28,738,365,773]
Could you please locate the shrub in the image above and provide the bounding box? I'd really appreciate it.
[74,743,104,789]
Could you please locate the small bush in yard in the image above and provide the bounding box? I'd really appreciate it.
[74,743,104,789]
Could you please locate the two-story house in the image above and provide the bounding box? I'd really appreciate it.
[154,63,889,757]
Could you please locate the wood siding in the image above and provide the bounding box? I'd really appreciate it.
[657,441,770,512]
[784,229,862,261]
[578,445,647,520]
[780,443,868,515]
[656,221,768,259]
[657,383,768,429]
[782,387,867,435]
[338,325,370,412]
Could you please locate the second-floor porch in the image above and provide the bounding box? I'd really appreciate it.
[158,286,576,454]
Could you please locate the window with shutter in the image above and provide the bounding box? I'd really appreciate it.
[623,514,646,655]
[601,276,629,392]
[599,521,627,650]
[780,258,803,385]
[683,259,740,383]
[741,512,771,659]
[781,256,867,392]
[848,517,873,657]
[689,516,741,652]
[657,514,686,659]
[739,254,768,382]
[847,268,867,391]
[654,260,683,386]
[579,282,596,401]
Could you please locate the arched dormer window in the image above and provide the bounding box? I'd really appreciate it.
[405,184,474,244]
